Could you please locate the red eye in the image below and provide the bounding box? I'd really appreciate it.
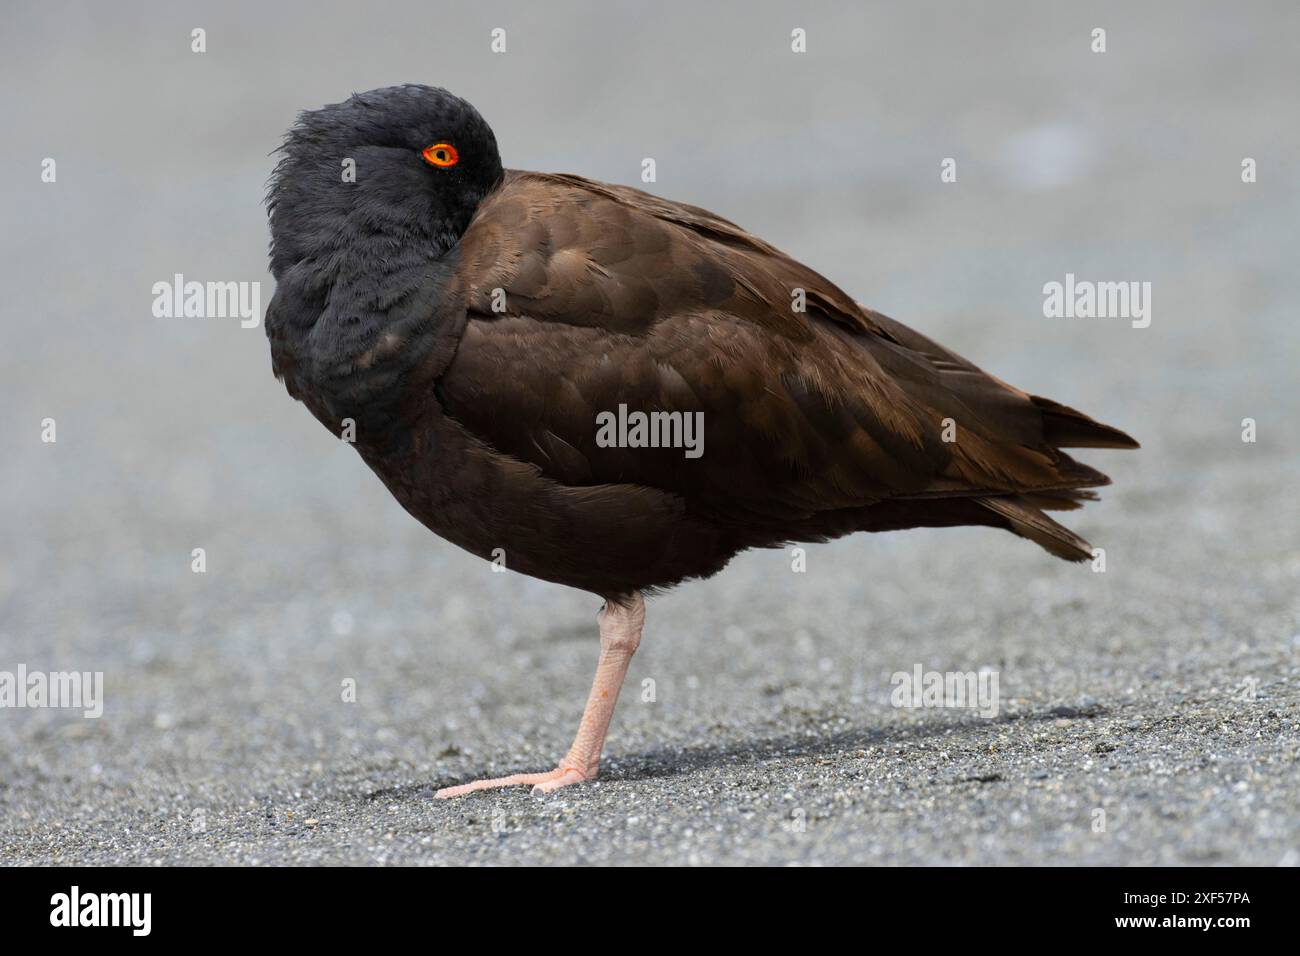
[422,142,459,168]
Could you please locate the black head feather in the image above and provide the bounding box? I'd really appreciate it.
[267,84,503,278]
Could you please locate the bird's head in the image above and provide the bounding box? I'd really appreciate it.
[267,85,503,278]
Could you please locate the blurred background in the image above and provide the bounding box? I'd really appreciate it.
[1,1,1296,865]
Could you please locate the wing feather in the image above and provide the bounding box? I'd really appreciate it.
[438,171,1134,535]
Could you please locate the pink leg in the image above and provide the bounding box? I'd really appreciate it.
[435,593,645,798]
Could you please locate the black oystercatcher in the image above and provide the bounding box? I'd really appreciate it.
[264,86,1138,797]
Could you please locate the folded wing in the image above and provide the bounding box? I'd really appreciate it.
[438,171,1136,556]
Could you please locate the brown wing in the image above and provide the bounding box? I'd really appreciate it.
[439,170,1135,547]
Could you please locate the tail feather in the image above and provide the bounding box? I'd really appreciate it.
[1032,395,1140,449]
[978,496,1095,562]
[1019,488,1101,512]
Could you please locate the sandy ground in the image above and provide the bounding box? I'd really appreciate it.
[1,1,1297,865]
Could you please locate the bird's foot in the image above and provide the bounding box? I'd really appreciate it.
[435,762,594,799]
[436,593,643,801]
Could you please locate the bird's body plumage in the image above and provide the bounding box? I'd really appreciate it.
[270,156,1134,598]
[265,86,1136,795]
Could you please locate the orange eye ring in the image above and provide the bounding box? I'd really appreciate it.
[422,142,459,168]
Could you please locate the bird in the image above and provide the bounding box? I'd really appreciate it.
[264,85,1138,798]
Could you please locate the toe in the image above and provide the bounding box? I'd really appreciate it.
[437,765,594,799]
[529,767,587,796]
[435,771,554,799]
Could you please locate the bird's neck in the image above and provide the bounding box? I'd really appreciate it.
[266,232,465,453]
